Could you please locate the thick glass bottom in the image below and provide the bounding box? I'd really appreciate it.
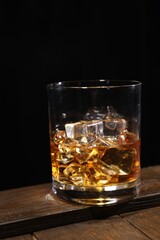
[52,178,141,206]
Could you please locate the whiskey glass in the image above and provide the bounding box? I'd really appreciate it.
[47,80,141,206]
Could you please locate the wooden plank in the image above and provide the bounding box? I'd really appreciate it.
[121,206,160,240]
[0,165,160,239]
[34,215,150,240]
[0,183,87,224]
[139,165,160,196]
[0,235,33,240]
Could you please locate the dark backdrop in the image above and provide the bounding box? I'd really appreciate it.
[1,1,160,190]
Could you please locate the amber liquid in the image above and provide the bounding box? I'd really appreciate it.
[50,131,140,188]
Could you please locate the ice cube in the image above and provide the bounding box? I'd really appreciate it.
[63,163,86,185]
[86,165,112,186]
[102,106,127,137]
[75,146,100,164]
[92,136,118,147]
[84,108,106,120]
[103,116,127,136]
[65,120,104,143]
[52,130,66,145]
[57,138,79,164]
[101,147,136,175]
[97,161,119,176]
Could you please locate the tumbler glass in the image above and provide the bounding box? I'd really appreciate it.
[47,80,141,206]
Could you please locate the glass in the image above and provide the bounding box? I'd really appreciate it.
[47,79,141,206]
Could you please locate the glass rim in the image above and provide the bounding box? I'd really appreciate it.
[47,79,142,89]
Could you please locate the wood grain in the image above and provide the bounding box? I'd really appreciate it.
[121,206,160,240]
[0,165,160,239]
[0,235,33,240]
[34,215,150,240]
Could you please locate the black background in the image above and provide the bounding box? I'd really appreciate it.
[1,1,160,190]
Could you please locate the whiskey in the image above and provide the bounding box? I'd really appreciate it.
[50,128,140,188]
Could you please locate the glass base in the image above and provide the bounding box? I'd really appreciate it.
[52,178,141,206]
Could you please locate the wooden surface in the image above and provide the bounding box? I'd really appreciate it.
[0,165,160,240]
